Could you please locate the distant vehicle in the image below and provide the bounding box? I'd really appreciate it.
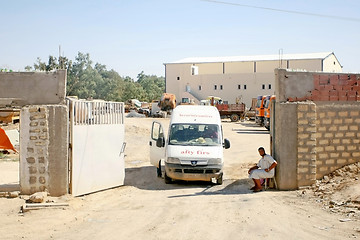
[255,95,269,126]
[125,99,141,112]
[158,93,176,112]
[207,96,246,122]
[149,105,230,185]
[264,95,276,130]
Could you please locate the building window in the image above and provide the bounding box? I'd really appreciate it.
[238,84,241,90]
[198,85,202,90]
[268,84,272,89]
[220,85,223,90]
[214,85,217,90]
[191,66,198,75]
[254,62,256,73]
[244,85,247,90]
[262,84,265,90]
[177,77,180,80]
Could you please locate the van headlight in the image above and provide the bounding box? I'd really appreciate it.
[167,157,180,164]
[208,158,222,165]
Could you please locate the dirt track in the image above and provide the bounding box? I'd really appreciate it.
[0,117,359,239]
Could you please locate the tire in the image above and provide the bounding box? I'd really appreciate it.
[216,173,223,185]
[164,172,172,184]
[230,114,239,122]
[157,160,162,177]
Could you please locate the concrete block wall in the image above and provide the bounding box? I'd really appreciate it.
[20,105,68,196]
[296,103,317,186]
[315,103,360,178]
[275,69,360,189]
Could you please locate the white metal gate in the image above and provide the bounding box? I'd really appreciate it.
[67,99,126,196]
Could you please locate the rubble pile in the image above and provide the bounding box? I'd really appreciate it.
[303,162,360,219]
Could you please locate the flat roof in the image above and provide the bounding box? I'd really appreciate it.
[165,52,334,64]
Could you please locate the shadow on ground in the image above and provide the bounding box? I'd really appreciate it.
[124,166,275,197]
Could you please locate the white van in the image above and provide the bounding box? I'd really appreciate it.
[149,105,230,184]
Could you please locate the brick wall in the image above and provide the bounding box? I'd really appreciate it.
[20,105,68,196]
[315,104,360,178]
[275,69,360,189]
[296,103,317,186]
[20,106,50,194]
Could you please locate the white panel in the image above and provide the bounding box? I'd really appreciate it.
[71,124,125,196]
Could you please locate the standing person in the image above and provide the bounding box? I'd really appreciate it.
[248,147,277,192]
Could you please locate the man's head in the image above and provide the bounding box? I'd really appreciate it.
[258,147,265,157]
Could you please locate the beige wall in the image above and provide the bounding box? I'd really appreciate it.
[323,54,342,72]
[165,55,342,107]
[288,59,321,71]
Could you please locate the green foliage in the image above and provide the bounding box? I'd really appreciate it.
[27,52,165,103]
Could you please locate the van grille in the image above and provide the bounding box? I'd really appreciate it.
[184,169,204,174]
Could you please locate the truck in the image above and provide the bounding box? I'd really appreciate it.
[255,95,269,126]
[207,96,246,122]
[264,95,276,130]
[158,93,176,112]
[149,105,230,185]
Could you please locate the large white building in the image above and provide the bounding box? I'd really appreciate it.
[164,52,342,107]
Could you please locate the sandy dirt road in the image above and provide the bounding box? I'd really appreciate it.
[0,117,359,240]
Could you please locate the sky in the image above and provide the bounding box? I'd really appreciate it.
[1,0,360,79]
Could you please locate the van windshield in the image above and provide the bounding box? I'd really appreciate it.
[169,124,221,146]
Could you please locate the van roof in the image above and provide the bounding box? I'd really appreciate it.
[171,105,221,124]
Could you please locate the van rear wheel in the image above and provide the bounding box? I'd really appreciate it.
[230,114,239,122]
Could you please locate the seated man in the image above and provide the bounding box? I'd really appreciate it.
[248,147,277,192]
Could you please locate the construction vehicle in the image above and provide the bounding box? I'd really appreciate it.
[255,95,269,126]
[208,96,246,122]
[244,98,257,120]
[125,99,141,112]
[158,93,176,112]
[264,95,276,130]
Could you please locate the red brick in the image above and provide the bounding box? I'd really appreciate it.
[306,95,313,101]
[339,79,348,85]
[312,95,321,101]
[338,90,347,97]
[348,80,357,86]
[350,74,357,81]
[319,79,330,85]
[319,90,329,96]
[357,95,360,101]
[329,75,339,85]
[354,86,360,92]
[342,85,352,91]
[324,85,334,91]
[311,89,320,96]
[287,97,295,102]
[348,95,356,101]
[333,85,343,91]
[329,90,338,96]
[329,95,339,101]
[348,90,357,96]
[339,74,350,80]
[339,95,348,101]
[320,95,329,101]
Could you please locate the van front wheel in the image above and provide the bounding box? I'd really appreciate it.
[216,173,223,185]
[164,172,172,184]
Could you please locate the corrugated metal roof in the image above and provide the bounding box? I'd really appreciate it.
[165,52,334,64]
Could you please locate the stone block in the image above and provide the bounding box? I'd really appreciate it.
[26,157,35,164]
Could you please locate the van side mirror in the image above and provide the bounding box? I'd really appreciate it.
[223,138,230,149]
[156,137,165,148]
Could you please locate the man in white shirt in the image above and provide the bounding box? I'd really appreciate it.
[248,147,277,192]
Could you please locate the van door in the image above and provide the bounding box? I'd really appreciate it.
[149,121,165,168]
